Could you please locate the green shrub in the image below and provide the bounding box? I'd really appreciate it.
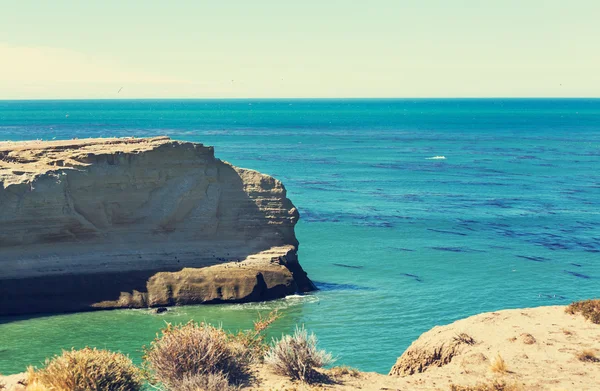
[265,326,334,382]
[27,347,142,391]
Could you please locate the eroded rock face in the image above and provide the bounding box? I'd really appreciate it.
[0,137,314,315]
[390,306,600,390]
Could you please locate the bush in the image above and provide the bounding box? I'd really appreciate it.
[566,299,600,324]
[27,347,143,391]
[265,326,334,382]
[144,321,251,389]
[176,372,239,391]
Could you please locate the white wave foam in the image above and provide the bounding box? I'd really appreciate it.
[219,294,319,311]
[425,156,446,160]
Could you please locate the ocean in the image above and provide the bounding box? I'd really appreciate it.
[0,99,599,375]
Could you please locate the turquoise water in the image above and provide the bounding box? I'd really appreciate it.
[1,99,599,375]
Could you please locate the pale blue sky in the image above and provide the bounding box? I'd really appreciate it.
[1,0,599,98]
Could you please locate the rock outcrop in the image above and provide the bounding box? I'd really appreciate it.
[390,306,600,390]
[0,137,314,315]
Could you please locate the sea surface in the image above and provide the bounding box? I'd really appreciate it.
[1,99,599,375]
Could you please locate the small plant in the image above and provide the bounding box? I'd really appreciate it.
[450,380,521,391]
[577,349,600,363]
[265,326,334,382]
[490,353,508,373]
[565,299,600,324]
[330,365,360,378]
[176,372,239,391]
[233,310,280,361]
[144,321,251,389]
[453,333,476,345]
[27,347,143,391]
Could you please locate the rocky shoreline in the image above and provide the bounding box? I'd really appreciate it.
[0,137,314,315]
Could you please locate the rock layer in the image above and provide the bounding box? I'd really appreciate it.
[0,137,314,315]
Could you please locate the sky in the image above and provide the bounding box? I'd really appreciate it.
[1,0,599,99]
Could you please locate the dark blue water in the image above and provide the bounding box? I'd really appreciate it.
[1,99,599,374]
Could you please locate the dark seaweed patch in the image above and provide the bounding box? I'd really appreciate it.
[332,263,364,269]
[427,228,467,236]
[485,199,513,209]
[400,273,423,282]
[313,281,374,291]
[389,247,415,252]
[563,270,591,279]
[430,247,486,253]
[516,255,549,263]
[535,240,570,251]
[488,245,512,250]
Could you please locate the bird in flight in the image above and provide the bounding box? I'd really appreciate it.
[118,87,123,93]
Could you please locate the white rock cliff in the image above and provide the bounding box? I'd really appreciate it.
[0,137,314,315]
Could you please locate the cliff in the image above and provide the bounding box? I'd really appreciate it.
[0,137,314,315]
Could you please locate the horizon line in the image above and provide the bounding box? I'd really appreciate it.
[1,96,600,102]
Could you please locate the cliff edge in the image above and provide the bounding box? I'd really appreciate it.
[389,305,600,390]
[0,137,314,315]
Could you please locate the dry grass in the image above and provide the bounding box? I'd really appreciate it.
[265,326,334,382]
[565,299,600,324]
[490,354,509,374]
[24,381,51,391]
[144,321,251,389]
[27,347,142,391]
[144,311,279,390]
[329,365,360,378]
[176,372,239,391]
[576,349,600,363]
[234,310,280,361]
[450,380,522,391]
[453,333,476,345]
